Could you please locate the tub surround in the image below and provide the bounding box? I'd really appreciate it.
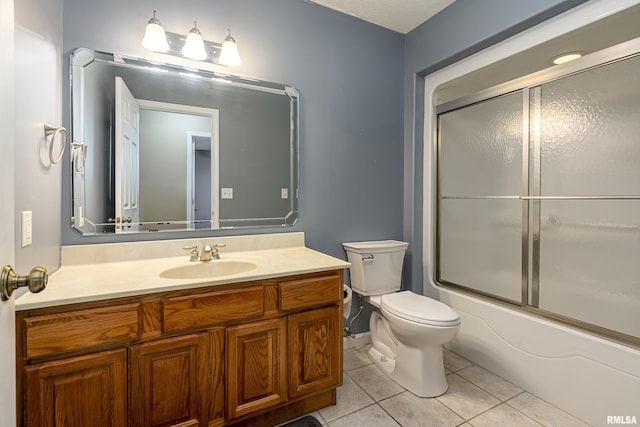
[16,232,350,310]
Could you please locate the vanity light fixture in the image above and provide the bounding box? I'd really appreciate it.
[552,52,584,65]
[141,10,170,53]
[219,30,242,67]
[141,10,242,67]
[182,21,207,61]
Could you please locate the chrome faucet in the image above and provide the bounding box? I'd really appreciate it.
[183,245,200,262]
[200,243,226,261]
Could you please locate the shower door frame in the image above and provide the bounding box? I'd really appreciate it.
[434,36,640,348]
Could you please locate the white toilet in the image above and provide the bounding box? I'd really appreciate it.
[343,240,460,397]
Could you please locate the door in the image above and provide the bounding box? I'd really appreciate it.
[115,76,140,233]
[0,0,16,424]
[129,334,209,427]
[226,318,287,419]
[186,131,214,229]
[288,306,342,399]
[24,349,127,427]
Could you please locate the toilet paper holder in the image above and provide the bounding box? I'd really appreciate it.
[343,285,363,338]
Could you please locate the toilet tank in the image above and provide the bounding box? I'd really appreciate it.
[343,240,409,296]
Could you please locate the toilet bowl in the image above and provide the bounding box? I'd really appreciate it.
[343,241,461,397]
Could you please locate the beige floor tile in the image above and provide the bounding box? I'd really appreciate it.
[328,404,400,427]
[436,374,500,420]
[508,392,591,427]
[443,349,473,372]
[456,365,523,401]
[379,391,464,427]
[469,403,542,427]
[319,374,375,422]
[348,364,405,401]
[344,344,373,371]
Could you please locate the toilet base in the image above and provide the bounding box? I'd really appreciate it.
[368,342,449,398]
[368,345,396,375]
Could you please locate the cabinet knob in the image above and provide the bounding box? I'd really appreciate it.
[1,265,48,301]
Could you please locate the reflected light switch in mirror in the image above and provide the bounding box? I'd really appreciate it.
[221,188,234,199]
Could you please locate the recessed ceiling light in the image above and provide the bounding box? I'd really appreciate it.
[552,52,584,65]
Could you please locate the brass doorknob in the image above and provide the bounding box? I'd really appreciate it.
[1,265,48,301]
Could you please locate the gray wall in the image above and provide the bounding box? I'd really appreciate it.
[62,0,405,266]
[402,0,590,295]
[14,0,63,274]
[139,110,211,222]
[82,62,115,224]
[59,0,593,334]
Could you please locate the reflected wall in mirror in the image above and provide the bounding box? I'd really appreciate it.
[70,48,299,235]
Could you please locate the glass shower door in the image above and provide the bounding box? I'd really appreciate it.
[532,54,640,339]
[438,92,525,303]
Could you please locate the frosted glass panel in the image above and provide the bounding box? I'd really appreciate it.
[437,42,640,344]
[439,199,522,302]
[439,92,523,196]
[535,54,640,196]
[538,201,640,338]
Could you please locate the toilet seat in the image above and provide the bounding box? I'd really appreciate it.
[381,291,460,327]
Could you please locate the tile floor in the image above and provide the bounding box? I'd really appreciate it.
[301,344,591,427]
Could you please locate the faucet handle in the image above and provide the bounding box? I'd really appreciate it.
[209,243,225,259]
[183,245,199,262]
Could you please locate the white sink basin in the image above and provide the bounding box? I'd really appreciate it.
[160,261,257,279]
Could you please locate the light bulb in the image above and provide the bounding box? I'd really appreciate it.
[219,30,242,67]
[141,11,170,53]
[182,21,207,61]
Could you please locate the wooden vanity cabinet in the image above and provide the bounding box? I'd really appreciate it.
[129,333,211,427]
[23,349,127,427]
[288,306,341,399]
[226,318,288,419]
[16,270,343,427]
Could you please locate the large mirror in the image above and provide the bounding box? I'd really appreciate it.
[70,48,299,235]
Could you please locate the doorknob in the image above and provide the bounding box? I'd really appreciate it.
[1,265,48,301]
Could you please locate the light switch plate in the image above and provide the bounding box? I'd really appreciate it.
[281,188,288,199]
[21,211,32,247]
[221,188,234,199]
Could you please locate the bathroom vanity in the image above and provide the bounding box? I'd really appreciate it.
[15,233,349,427]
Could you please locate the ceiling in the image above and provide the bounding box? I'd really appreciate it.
[437,3,640,102]
[305,1,640,101]
[306,0,456,34]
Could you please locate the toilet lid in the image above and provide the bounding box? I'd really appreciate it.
[381,291,460,327]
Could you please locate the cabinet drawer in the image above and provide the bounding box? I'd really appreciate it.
[279,275,341,311]
[163,286,264,332]
[24,304,140,359]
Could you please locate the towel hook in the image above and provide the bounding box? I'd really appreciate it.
[44,123,67,164]
[71,141,87,172]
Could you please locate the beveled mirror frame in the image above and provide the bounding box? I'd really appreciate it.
[70,48,299,235]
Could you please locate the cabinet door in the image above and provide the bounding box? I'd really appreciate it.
[288,306,342,399]
[24,349,126,427]
[226,318,287,419]
[129,334,208,427]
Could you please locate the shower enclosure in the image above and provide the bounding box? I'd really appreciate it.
[436,38,640,346]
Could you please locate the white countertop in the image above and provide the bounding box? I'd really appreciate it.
[16,234,350,311]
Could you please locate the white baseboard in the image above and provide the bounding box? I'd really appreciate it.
[343,331,371,349]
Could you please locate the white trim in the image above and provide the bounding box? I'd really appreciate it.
[186,131,210,225]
